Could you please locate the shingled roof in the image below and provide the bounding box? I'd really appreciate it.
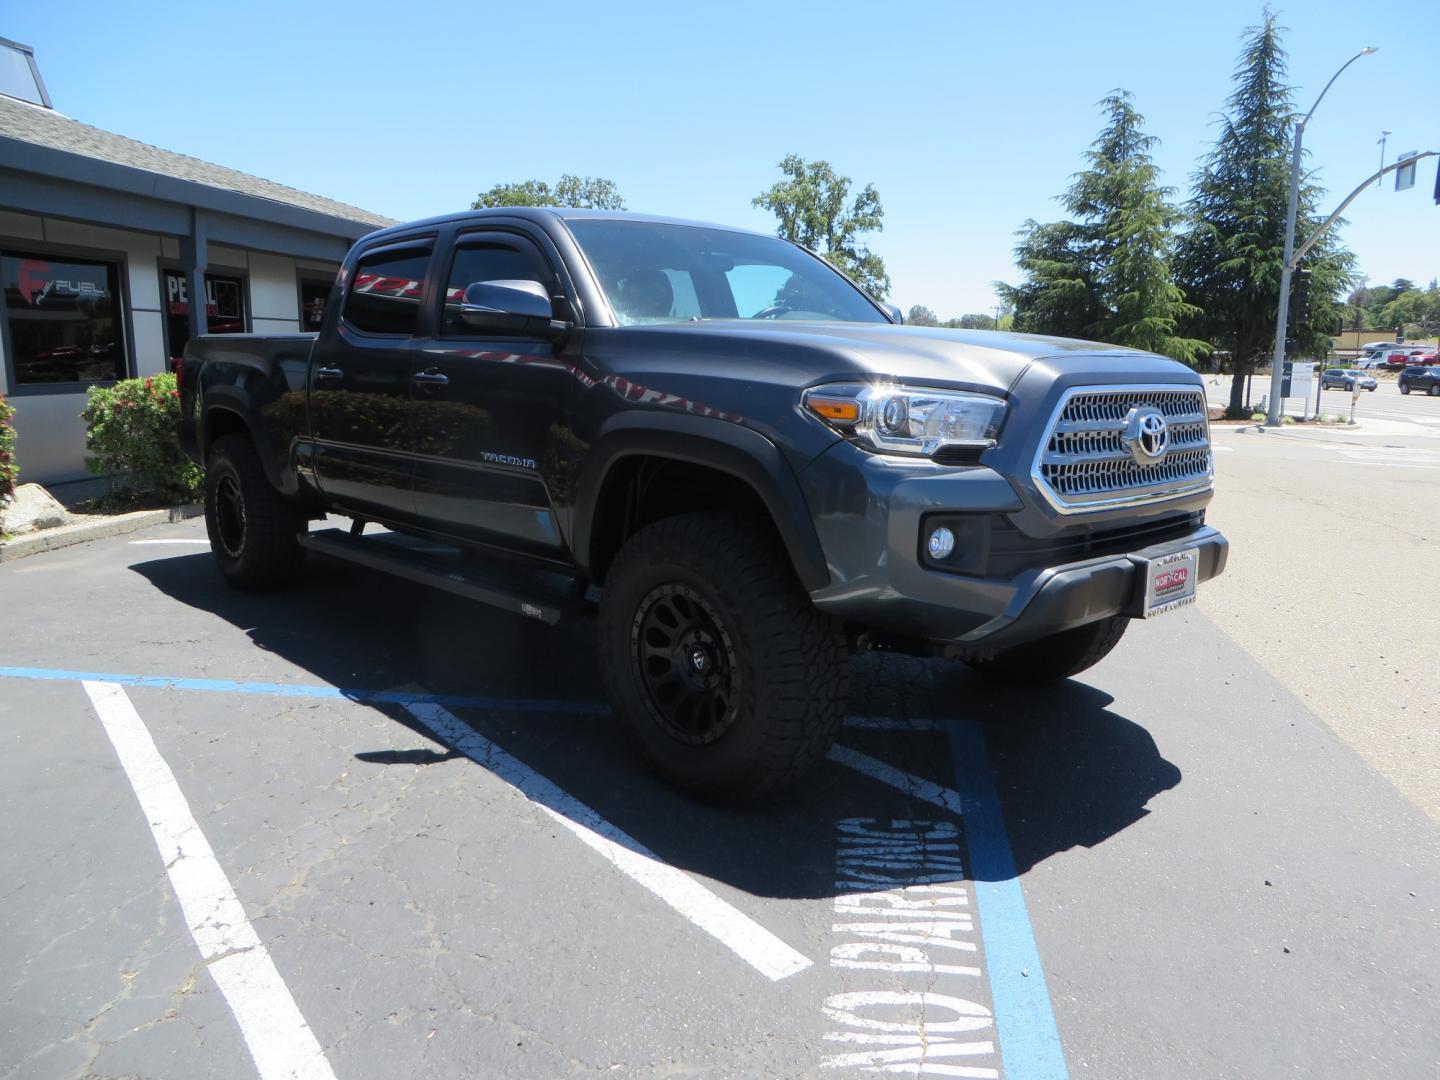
[0,94,398,229]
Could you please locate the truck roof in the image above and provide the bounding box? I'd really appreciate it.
[358,206,772,243]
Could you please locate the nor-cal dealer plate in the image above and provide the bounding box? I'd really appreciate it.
[1140,547,1199,617]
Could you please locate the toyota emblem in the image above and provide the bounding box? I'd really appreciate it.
[1123,406,1169,464]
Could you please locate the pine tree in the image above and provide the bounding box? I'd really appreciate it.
[1175,11,1355,416]
[999,93,1207,364]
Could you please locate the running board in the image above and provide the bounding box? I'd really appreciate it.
[298,528,580,625]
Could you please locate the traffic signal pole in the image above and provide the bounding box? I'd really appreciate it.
[1266,150,1437,424]
[1265,47,1377,427]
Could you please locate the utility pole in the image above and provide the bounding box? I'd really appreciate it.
[1377,130,1391,189]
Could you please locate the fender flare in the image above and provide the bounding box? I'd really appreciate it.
[198,387,295,495]
[571,413,831,593]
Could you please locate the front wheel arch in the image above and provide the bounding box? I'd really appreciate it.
[572,419,831,592]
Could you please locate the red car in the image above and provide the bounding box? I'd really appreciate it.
[1382,347,1431,368]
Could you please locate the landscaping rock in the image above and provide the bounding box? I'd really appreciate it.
[1207,403,1226,421]
[2,483,74,534]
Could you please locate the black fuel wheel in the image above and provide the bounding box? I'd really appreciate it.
[599,512,848,800]
[204,434,307,590]
[966,615,1129,685]
[633,583,739,746]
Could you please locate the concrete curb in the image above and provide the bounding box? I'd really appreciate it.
[1215,420,1362,433]
[0,504,203,563]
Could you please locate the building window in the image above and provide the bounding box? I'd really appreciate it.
[0,39,50,108]
[163,269,247,363]
[1,251,126,386]
[299,278,332,333]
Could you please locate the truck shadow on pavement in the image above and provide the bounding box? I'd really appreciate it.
[132,550,1181,894]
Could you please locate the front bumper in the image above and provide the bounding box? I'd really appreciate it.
[933,525,1227,657]
[799,440,1227,657]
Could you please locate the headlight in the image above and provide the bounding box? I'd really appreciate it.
[802,382,1006,457]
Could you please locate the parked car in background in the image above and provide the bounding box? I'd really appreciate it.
[1322,369,1377,391]
[1383,348,1430,369]
[1398,366,1440,395]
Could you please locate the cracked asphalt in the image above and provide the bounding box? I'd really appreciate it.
[2,518,1438,1079]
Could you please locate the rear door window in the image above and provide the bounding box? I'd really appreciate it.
[344,247,431,335]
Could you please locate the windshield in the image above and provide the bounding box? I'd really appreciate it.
[566,219,889,327]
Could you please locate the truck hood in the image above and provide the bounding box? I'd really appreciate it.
[607,321,1162,396]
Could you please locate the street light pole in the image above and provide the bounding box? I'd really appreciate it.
[1265,47,1378,427]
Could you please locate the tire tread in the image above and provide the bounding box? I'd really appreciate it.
[599,511,847,799]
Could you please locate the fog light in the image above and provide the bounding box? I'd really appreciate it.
[927,526,956,560]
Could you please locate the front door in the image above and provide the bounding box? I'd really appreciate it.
[310,240,433,523]
[410,229,573,559]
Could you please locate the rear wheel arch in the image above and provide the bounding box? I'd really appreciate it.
[201,405,251,462]
[199,392,304,499]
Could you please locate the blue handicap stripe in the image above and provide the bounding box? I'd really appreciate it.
[949,719,1069,1080]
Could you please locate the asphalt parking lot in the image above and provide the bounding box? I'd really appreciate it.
[3,519,1438,1079]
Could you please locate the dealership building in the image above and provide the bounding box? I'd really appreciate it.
[0,36,394,484]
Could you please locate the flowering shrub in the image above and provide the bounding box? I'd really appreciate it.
[0,394,17,504]
[82,373,202,503]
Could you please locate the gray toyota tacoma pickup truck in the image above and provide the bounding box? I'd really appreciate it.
[180,208,1227,798]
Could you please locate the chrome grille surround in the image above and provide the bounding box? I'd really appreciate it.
[1031,384,1213,514]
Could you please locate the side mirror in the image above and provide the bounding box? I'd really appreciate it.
[882,303,903,324]
[459,280,569,338]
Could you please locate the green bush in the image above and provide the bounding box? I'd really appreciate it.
[0,394,16,503]
[82,373,202,503]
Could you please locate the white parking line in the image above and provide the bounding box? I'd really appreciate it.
[404,701,812,981]
[79,681,336,1080]
[828,744,966,816]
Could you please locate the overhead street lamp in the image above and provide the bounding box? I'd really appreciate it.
[1265,46,1378,427]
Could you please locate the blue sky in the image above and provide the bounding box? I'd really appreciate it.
[9,1,1436,317]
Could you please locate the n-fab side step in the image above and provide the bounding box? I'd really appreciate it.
[298,528,578,625]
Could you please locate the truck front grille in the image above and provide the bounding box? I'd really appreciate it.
[1032,385,1213,513]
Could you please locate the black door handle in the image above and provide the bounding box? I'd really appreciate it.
[315,366,344,381]
[413,369,449,386]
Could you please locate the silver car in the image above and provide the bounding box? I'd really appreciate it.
[1321,368,1377,391]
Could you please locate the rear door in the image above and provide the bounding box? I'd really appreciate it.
[409,227,575,559]
[310,239,435,523]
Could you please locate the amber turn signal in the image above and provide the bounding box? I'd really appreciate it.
[805,397,861,423]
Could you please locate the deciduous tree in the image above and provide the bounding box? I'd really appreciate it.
[472,175,625,210]
[753,155,889,299]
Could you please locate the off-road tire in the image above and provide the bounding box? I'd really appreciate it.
[599,511,848,800]
[204,434,307,590]
[966,615,1129,685]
